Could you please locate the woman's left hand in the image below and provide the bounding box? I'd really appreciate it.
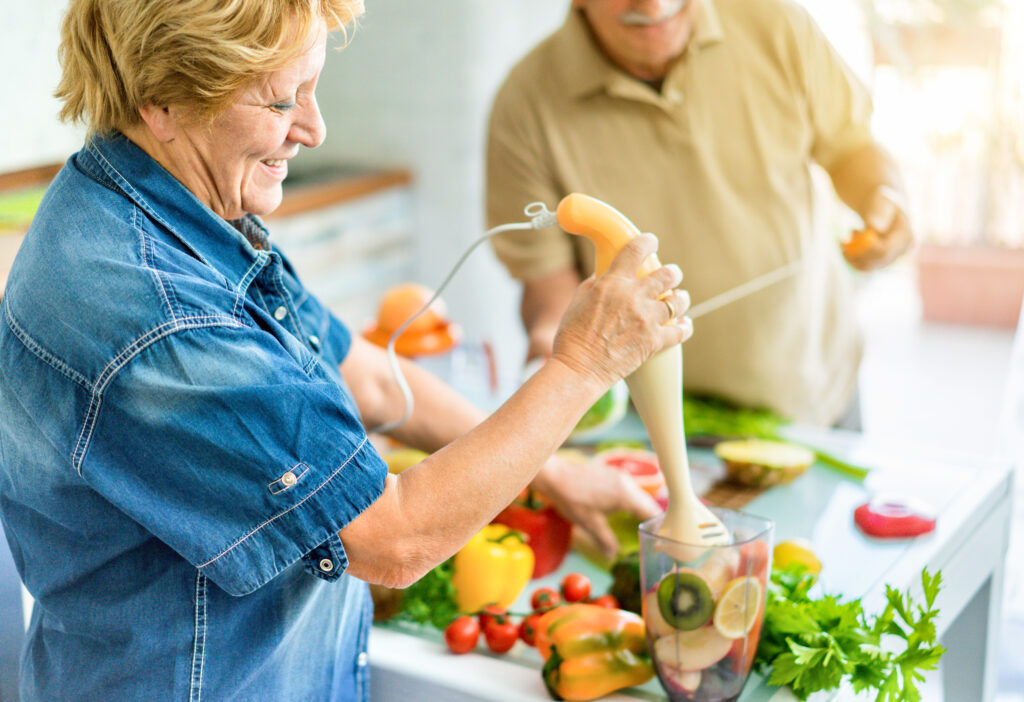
[529,452,661,560]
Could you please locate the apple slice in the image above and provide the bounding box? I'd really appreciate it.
[696,549,739,599]
[643,587,675,639]
[659,665,701,695]
[653,626,733,673]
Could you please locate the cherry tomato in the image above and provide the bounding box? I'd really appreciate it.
[560,573,592,603]
[478,604,508,630]
[484,620,519,654]
[591,594,619,609]
[530,586,561,611]
[444,615,480,654]
[519,612,543,647]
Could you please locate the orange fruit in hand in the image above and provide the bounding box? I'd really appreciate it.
[842,227,879,258]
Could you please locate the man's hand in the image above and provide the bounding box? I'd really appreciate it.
[530,451,661,560]
[843,185,914,272]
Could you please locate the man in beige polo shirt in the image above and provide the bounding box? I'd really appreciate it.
[486,0,913,428]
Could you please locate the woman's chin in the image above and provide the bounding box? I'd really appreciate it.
[241,189,284,218]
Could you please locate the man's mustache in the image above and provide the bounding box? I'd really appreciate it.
[619,0,690,26]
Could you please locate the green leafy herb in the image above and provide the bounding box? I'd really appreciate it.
[757,565,945,701]
[394,558,460,630]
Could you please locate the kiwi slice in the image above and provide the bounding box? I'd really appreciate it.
[657,570,713,631]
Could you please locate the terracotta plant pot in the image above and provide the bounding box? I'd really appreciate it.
[916,244,1024,328]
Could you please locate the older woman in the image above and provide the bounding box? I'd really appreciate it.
[0,0,692,700]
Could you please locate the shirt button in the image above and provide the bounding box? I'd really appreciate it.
[273,306,288,321]
[319,558,334,572]
[666,89,683,105]
[308,335,321,351]
[357,651,368,667]
[281,471,297,487]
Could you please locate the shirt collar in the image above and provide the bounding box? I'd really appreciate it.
[555,0,724,100]
[76,132,271,291]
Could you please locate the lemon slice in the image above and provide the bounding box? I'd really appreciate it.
[713,577,762,640]
[773,538,822,575]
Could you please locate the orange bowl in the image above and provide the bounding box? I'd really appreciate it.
[375,283,448,335]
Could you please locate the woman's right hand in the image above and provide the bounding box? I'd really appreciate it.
[550,233,692,391]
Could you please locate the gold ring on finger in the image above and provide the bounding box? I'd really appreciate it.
[662,297,676,322]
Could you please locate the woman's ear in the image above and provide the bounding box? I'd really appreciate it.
[138,103,179,143]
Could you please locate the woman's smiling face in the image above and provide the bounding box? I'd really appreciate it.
[151,21,329,220]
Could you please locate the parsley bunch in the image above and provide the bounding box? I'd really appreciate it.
[756,566,945,701]
[394,558,460,630]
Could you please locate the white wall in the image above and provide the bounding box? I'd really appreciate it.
[305,1,567,387]
[1,2,85,172]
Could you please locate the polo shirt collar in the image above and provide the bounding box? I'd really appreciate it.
[556,0,724,100]
[77,132,270,291]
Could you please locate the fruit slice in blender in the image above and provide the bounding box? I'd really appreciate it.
[659,666,702,696]
[712,576,762,640]
[694,549,739,599]
[643,588,676,639]
[652,626,733,672]
[657,570,714,631]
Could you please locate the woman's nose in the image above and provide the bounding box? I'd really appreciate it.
[290,96,326,149]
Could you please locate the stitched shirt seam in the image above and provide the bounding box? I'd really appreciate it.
[2,300,91,390]
[72,315,247,476]
[197,436,370,569]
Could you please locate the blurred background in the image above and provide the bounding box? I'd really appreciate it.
[1,1,1021,700]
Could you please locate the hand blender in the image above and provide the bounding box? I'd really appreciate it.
[556,194,730,558]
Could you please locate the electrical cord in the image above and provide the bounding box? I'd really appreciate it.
[366,200,801,434]
[368,202,558,434]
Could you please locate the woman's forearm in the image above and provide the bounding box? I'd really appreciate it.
[339,357,604,588]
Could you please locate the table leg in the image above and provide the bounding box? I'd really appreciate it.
[941,561,1005,702]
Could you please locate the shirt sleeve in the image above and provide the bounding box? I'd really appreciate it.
[792,4,876,170]
[486,78,579,282]
[80,319,387,597]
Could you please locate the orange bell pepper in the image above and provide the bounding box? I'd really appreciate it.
[535,603,654,701]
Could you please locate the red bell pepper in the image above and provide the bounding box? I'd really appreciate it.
[492,490,572,578]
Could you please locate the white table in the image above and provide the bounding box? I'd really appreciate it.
[369,425,1014,702]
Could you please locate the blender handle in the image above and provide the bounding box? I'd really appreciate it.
[556,193,662,278]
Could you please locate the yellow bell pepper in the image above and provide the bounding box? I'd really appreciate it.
[535,603,654,701]
[451,524,534,613]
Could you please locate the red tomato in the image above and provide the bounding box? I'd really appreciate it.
[444,616,480,654]
[478,604,507,630]
[531,586,561,611]
[484,620,519,654]
[560,573,591,603]
[590,594,619,609]
[519,613,542,647]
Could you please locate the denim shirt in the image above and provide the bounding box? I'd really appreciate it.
[0,133,388,701]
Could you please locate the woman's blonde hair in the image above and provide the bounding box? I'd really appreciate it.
[56,0,363,134]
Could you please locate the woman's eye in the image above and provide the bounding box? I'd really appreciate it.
[270,101,296,112]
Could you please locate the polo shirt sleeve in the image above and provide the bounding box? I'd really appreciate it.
[791,4,875,170]
[486,78,579,282]
[79,319,387,597]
